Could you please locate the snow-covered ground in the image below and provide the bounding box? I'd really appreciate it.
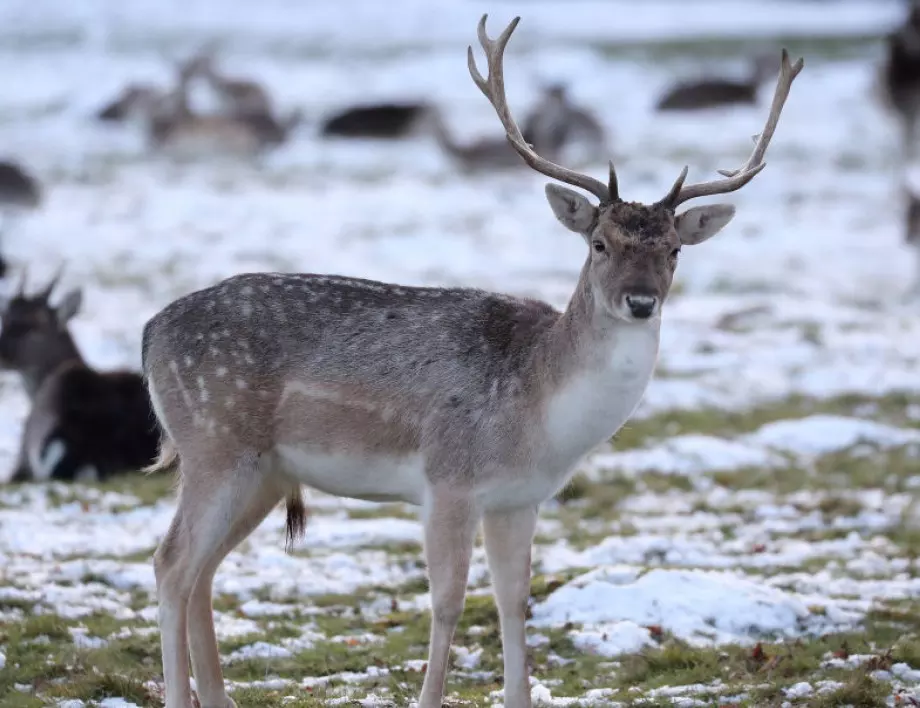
[1,0,920,705]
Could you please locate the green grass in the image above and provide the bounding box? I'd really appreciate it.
[5,390,920,705]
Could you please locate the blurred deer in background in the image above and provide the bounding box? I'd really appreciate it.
[880,1,920,159]
[320,101,435,139]
[142,15,802,708]
[0,159,42,279]
[95,83,168,123]
[656,50,780,111]
[184,42,275,119]
[903,185,920,299]
[121,56,302,161]
[424,104,539,171]
[0,269,159,483]
[522,83,608,161]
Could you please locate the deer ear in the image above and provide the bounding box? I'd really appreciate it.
[55,288,82,324]
[674,204,736,245]
[545,184,598,235]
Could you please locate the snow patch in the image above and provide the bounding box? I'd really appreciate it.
[531,567,849,646]
[569,621,654,657]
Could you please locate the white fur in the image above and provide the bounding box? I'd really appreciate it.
[542,321,660,474]
[32,437,65,481]
[274,445,426,505]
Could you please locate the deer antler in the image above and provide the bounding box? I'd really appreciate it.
[467,15,617,203]
[16,267,28,297]
[39,264,65,302]
[658,49,804,209]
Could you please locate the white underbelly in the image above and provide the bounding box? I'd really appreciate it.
[274,444,426,505]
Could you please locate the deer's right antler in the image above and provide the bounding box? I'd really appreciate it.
[467,15,617,203]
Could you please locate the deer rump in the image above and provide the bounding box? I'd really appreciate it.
[17,364,160,482]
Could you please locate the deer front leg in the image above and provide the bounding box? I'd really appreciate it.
[418,487,480,708]
[483,505,538,708]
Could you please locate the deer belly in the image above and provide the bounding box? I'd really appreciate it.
[274,444,426,505]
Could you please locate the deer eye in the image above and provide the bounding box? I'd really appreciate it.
[592,240,606,253]
[671,247,681,258]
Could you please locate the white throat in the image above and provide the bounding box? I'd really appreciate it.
[542,319,660,471]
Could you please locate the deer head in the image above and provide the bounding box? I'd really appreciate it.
[468,15,803,322]
[0,268,83,394]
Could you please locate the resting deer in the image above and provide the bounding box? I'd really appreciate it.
[142,15,802,708]
[880,2,920,159]
[184,44,274,119]
[122,60,302,161]
[521,83,608,161]
[656,51,780,112]
[0,159,43,279]
[320,101,434,139]
[95,83,166,123]
[424,105,549,172]
[0,270,160,483]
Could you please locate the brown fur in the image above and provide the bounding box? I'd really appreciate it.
[142,17,801,708]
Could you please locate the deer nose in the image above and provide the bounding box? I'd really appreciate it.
[625,294,658,319]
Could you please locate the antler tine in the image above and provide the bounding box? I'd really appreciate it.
[39,264,65,302]
[660,48,804,209]
[15,267,28,297]
[467,14,612,203]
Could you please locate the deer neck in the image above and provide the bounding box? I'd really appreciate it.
[535,263,661,470]
[20,334,84,401]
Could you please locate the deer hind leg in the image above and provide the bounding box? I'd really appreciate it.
[417,487,480,708]
[154,450,289,708]
[483,506,538,708]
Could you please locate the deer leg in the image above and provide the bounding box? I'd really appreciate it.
[417,488,480,708]
[154,450,282,708]
[483,505,538,708]
[187,470,289,707]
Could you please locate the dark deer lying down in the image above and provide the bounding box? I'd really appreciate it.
[320,102,432,139]
[656,52,779,111]
[142,15,801,708]
[0,271,159,482]
[880,3,920,158]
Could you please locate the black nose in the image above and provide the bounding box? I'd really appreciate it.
[625,294,657,319]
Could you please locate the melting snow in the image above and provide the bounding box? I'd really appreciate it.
[569,621,654,657]
[531,567,853,646]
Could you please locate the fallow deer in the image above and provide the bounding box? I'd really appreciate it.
[184,43,274,119]
[656,51,780,111]
[95,83,166,123]
[142,15,802,708]
[521,83,608,161]
[880,2,920,158]
[424,104,547,172]
[320,101,434,139]
[0,270,160,483]
[122,62,302,161]
[0,159,43,279]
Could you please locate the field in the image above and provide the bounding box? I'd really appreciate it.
[2,0,920,705]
